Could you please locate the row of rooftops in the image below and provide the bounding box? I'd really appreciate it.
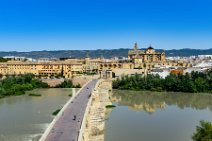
[128,50,165,55]
[0,61,83,65]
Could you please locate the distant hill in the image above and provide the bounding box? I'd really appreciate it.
[0,48,212,59]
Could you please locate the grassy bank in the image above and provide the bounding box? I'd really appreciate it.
[28,93,42,96]
[0,73,49,98]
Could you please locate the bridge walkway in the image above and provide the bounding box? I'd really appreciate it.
[42,79,98,141]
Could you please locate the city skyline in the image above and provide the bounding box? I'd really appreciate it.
[0,0,212,51]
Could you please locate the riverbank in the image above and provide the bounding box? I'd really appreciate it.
[113,89,212,95]
[0,74,49,99]
[113,71,212,93]
[79,79,112,141]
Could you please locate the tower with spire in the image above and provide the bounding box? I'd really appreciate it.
[134,42,138,50]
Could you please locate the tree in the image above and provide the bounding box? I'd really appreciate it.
[60,65,64,78]
[195,77,207,92]
[0,73,3,79]
[55,80,73,88]
[143,63,146,69]
[192,120,212,141]
[0,73,49,97]
[112,70,212,93]
[0,57,10,62]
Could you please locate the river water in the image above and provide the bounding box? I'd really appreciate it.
[105,90,212,141]
[0,88,77,141]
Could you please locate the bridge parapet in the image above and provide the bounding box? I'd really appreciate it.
[39,79,93,141]
[78,79,112,141]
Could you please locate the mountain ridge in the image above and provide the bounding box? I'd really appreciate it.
[0,48,212,59]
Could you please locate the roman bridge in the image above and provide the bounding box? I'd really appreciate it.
[39,79,99,141]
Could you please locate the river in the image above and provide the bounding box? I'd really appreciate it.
[105,90,212,141]
[0,88,77,141]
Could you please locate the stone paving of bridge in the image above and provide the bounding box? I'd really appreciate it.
[44,79,98,141]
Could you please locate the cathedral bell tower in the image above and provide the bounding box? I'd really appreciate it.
[134,42,138,50]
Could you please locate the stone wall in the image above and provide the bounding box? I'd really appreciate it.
[78,80,112,141]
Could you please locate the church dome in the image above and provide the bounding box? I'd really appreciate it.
[147,46,154,50]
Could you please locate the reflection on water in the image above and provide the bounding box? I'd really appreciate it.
[0,88,77,141]
[111,90,212,113]
[105,90,212,141]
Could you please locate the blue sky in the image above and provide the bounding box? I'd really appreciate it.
[0,0,211,51]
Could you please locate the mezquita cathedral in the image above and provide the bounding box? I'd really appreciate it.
[128,43,166,63]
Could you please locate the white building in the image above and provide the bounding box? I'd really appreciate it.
[150,69,170,79]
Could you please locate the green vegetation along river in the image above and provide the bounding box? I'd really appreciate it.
[105,90,212,141]
[0,88,78,141]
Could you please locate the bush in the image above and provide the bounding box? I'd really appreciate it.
[55,80,73,88]
[106,105,116,108]
[55,80,81,88]
[192,120,212,141]
[28,93,42,96]
[74,84,81,88]
[52,109,61,116]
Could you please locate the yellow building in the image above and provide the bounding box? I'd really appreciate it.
[128,43,166,63]
[0,43,192,79]
[0,60,83,78]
